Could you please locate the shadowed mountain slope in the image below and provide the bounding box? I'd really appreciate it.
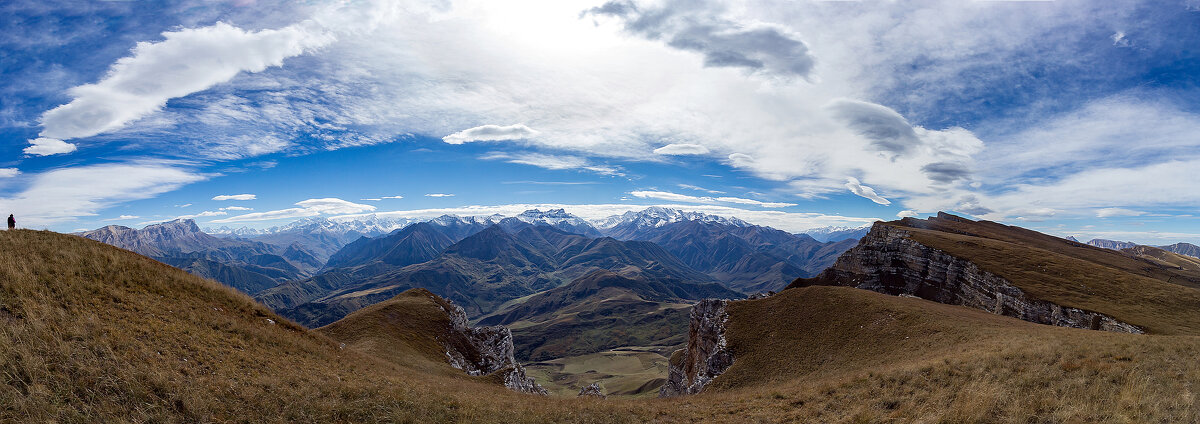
[269,225,724,328]
[478,269,738,361]
[626,220,856,292]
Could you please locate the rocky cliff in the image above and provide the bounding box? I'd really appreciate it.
[800,220,1143,334]
[442,302,548,395]
[659,299,734,397]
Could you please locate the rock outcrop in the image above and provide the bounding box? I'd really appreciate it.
[577,383,606,398]
[806,222,1143,334]
[442,303,548,395]
[659,299,733,397]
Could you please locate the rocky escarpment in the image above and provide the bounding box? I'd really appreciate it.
[659,299,733,397]
[442,302,548,395]
[803,222,1143,334]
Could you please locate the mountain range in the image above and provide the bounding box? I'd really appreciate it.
[76,219,321,293]
[15,214,1200,421]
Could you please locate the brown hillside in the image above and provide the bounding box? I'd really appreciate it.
[314,288,480,378]
[5,229,1200,422]
[691,285,1200,422]
[796,213,1200,335]
[1122,245,1200,273]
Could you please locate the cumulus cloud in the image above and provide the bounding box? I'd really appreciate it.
[32,21,334,150]
[653,143,711,156]
[443,124,539,144]
[845,177,890,205]
[630,190,796,208]
[0,162,206,227]
[587,0,815,78]
[480,152,623,176]
[23,137,77,156]
[212,197,374,223]
[212,194,256,201]
[0,168,19,178]
[897,210,918,218]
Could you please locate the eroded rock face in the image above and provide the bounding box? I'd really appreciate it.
[659,299,733,397]
[814,224,1143,334]
[442,304,549,395]
[577,383,606,398]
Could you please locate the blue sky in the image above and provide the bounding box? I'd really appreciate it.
[2,0,1200,244]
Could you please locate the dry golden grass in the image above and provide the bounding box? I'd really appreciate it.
[894,220,1200,335]
[4,229,1200,423]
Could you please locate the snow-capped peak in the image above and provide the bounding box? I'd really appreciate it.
[515,208,590,226]
[593,207,750,229]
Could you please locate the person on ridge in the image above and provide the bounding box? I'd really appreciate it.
[7,214,14,230]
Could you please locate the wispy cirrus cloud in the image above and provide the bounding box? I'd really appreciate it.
[212,193,256,201]
[630,190,796,208]
[211,197,375,223]
[480,152,624,176]
[0,162,206,227]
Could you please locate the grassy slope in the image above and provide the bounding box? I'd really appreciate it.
[313,288,478,379]
[888,216,1200,335]
[693,285,1200,422]
[0,230,655,422]
[5,229,1200,422]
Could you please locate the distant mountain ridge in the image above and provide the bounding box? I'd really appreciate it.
[263,224,738,328]
[76,219,317,294]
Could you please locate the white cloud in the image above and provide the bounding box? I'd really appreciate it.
[845,177,891,205]
[1096,207,1145,218]
[24,137,77,156]
[653,144,711,156]
[424,193,455,198]
[219,206,253,211]
[361,198,383,201]
[212,197,374,223]
[443,123,539,144]
[212,194,256,201]
[34,20,335,148]
[630,190,796,208]
[0,162,206,227]
[103,215,140,221]
[382,195,404,199]
[480,152,623,176]
[138,210,228,226]
[175,203,192,208]
[0,168,19,178]
[897,210,918,218]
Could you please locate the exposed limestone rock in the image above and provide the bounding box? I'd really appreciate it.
[441,304,548,395]
[577,383,606,398]
[659,299,733,397]
[812,223,1143,334]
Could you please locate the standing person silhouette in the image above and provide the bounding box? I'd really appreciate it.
[7,214,13,230]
